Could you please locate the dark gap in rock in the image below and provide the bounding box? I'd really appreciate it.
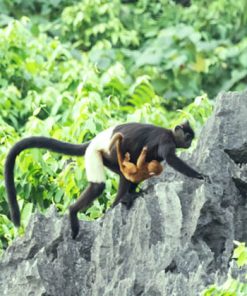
[133,280,144,296]
[45,237,63,262]
[78,244,92,262]
[26,245,40,260]
[232,178,247,199]
[224,144,247,164]
[50,245,58,262]
[194,220,226,262]
[165,260,177,273]
[220,199,232,208]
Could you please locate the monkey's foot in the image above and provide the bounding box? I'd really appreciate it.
[121,198,133,209]
[121,192,140,209]
[69,208,80,239]
[204,175,212,183]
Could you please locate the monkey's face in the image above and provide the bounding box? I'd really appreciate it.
[182,132,193,148]
[174,123,194,149]
[147,161,163,175]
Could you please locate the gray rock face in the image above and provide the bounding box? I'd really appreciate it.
[1,91,247,296]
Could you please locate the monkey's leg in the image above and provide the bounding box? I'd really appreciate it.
[121,182,139,209]
[129,182,138,193]
[111,176,134,207]
[70,144,107,239]
[136,147,148,169]
[69,182,105,239]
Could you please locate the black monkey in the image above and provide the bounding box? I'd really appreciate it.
[5,121,206,239]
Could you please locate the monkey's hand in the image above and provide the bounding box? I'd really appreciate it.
[199,174,211,183]
[124,152,131,161]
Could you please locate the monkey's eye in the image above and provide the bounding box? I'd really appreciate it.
[185,134,192,141]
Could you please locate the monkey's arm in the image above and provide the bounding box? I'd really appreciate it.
[108,132,123,151]
[116,137,125,172]
[122,153,138,175]
[166,153,203,179]
[136,147,147,169]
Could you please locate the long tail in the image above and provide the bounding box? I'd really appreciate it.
[4,136,90,226]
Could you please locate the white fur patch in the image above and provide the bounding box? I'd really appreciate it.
[85,127,114,183]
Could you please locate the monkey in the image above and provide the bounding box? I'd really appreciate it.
[5,121,208,239]
[108,132,163,183]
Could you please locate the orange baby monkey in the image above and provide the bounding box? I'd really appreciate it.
[109,133,163,183]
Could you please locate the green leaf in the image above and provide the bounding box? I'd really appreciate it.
[21,203,33,228]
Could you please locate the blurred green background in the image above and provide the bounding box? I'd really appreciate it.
[0,0,246,256]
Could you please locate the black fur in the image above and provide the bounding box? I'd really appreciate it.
[110,123,175,163]
[103,122,204,212]
[4,137,90,226]
[106,122,202,179]
[5,122,204,238]
[166,153,203,179]
[69,182,105,239]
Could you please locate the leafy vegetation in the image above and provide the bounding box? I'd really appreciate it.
[203,242,247,296]
[0,0,246,267]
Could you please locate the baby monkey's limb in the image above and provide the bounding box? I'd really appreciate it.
[109,132,163,183]
[136,146,148,169]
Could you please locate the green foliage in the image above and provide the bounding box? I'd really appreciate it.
[0,0,77,20]
[2,0,247,106]
[0,0,245,255]
[58,0,139,49]
[203,242,247,296]
[118,0,247,108]
[233,242,247,268]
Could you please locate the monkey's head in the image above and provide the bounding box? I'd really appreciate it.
[173,121,195,148]
[148,160,163,176]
